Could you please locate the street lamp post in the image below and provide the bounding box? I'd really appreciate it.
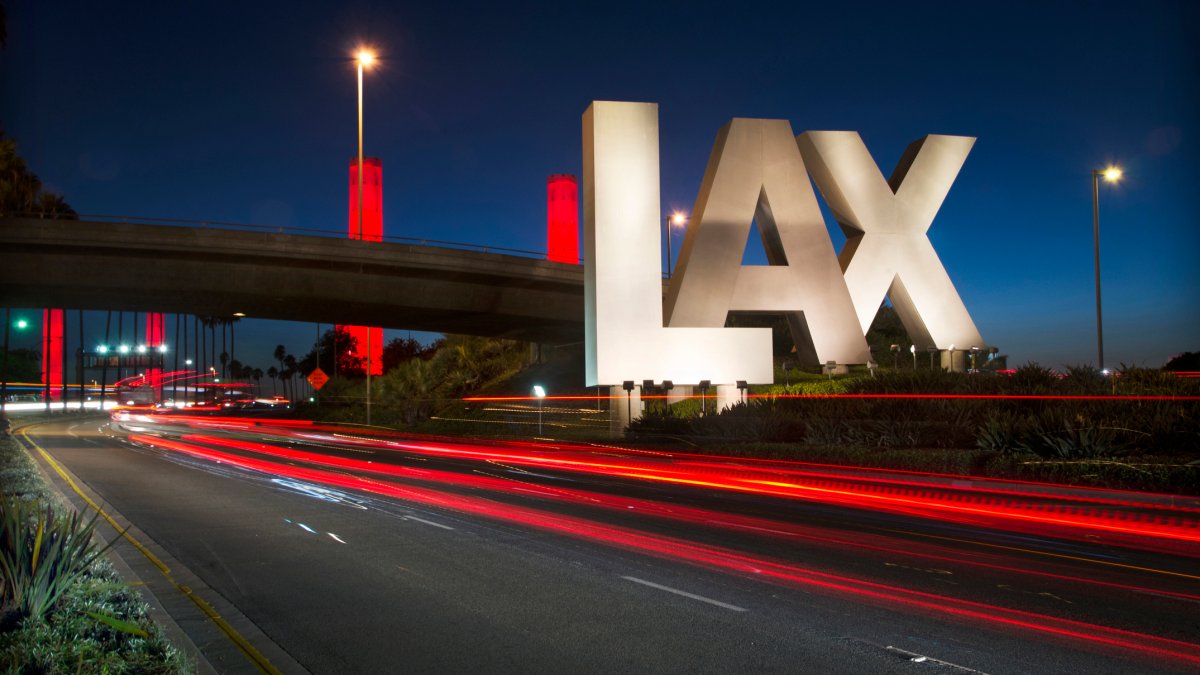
[2,310,16,412]
[664,212,687,278]
[1091,166,1121,371]
[356,47,376,425]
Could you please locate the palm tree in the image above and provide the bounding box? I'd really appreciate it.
[228,316,240,371]
[267,366,278,395]
[273,345,287,382]
[0,134,40,216]
[252,368,264,395]
[283,354,298,400]
[35,192,77,219]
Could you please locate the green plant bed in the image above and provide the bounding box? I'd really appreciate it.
[0,432,190,673]
[621,439,1199,494]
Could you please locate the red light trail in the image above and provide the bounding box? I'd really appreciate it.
[123,432,1200,667]
[117,414,1200,555]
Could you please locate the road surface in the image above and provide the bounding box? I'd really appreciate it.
[15,414,1200,674]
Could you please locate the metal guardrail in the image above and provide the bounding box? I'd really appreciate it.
[7,212,572,262]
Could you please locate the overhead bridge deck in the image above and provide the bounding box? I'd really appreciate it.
[0,217,585,343]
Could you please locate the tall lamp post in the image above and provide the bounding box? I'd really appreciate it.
[1091,166,1121,371]
[664,211,687,278]
[355,47,376,424]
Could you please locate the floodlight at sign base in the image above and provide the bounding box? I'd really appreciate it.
[623,380,635,392]
[662,380,673,391]
[642,379,654,391]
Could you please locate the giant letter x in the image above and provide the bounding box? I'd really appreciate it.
[797,132,984,350]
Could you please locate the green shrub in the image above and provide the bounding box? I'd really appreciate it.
[0,495,112,624]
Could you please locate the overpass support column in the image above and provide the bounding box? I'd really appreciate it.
[609,385,643,437]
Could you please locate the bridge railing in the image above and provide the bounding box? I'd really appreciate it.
[10,212,564,261]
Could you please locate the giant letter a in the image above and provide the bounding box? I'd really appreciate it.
[665,119,870,365]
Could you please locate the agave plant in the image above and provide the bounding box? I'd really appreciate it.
[0,495,113,623]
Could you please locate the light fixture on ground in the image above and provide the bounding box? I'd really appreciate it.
[532,385,546,434]
[698,380,711,416]
[1091,165,1122,370]
[736,380,748,403]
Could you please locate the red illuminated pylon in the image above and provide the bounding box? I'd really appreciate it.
[547,174,578,264]
[145,312,165,395]
[341,157,383,375]
[41,309,64,400]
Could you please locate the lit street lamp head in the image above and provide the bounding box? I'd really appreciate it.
[671,211,688,227]
[1102,166,1122,183]
[356,49,376,68]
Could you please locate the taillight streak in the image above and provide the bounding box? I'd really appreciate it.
[126,433,1200,667]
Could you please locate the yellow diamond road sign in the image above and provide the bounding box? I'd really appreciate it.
[307,368,330,391]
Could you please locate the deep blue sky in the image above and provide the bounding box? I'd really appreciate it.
[3,1,1197,372]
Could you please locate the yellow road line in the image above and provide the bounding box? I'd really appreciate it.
[17,425,283,675]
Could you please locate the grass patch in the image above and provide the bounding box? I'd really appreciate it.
[0,424,191,674]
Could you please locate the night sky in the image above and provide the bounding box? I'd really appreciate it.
[3,1,1197,373]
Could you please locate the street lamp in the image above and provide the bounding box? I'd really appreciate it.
[355,46,377,424]
[664,211,687,278]
[2,312,32,411]
[1091,165,1121,370]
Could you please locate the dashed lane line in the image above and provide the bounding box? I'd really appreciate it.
[621,575,748,612]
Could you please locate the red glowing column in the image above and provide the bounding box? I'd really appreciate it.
[145,312,165,389]
[547,174,578,264]
[342,157,384,375]
[42,309,64,400]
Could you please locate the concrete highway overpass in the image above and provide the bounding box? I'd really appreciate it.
[0,217,585,344]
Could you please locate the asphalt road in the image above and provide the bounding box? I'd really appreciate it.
[17,415,1200,674]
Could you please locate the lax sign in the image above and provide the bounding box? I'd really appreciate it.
[583,101,984,387]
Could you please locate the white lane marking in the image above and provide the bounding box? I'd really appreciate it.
[621,576,748,612]
[328,533,347,544]
[884,646,988,673]
[405,515,455,530]
[297,523,317,534]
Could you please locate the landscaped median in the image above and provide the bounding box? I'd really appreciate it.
[0,417,190,674]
